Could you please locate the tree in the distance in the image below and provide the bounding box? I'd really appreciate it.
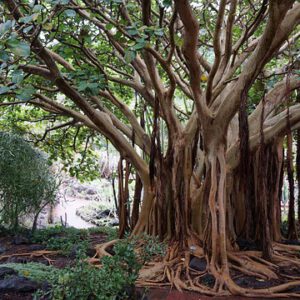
[0,132,57,231]
[0,0,300,296]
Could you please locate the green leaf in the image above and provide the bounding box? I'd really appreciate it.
[162,0,172,7]
[154,28,164,37]
[124,50,136,63]
[7,39,30,57]
[11,70,24,84]
[0,50,9,62]
[174,35,183,47]
[23,25,34,34]
[105,23,114,30]
[43,22,53,31]
[16,86,35,101]
[0,20,14,35]
[0,86,10,95]
[0,62,8,70]
[126,27,138,36]
[133,42,145,50]
[19,13,39,24]
[64,9,76,17]
[32,5,43,13]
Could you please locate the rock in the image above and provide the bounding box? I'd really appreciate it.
[189,257,207,272]
[12,235,30,245]
[200,274,215,287]
[281,239,300,246]
[0,275,40,292]
[0,246,6,254]
[86,247,95,257]
[109,219,119,227]
[86,188,97,195]
[236,238,260,251]
[234,275,274,289]
[74,185,86,193]
[8,257,30,264]
[0,267,18,279]
[28,244,45,251]
[69,245,81,258]
[97,209,113,219]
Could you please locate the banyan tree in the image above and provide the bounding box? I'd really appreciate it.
[1,0,300,297]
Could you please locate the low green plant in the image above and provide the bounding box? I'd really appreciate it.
[131,233,166,263]
[32,226,89,255]
[34,239,141,300]
[4,233,165,300]
[0,262,60,283]
[87,226,118,241]
[31,225,117,256]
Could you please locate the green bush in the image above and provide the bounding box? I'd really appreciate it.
[5,234,165,300]
[0,132,58,231]
[34,240,141,300]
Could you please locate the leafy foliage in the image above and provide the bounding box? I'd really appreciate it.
[33,240,141,300]
[0,132,57,230]
[32,225,89,255]
[0,262,60,283]
[31,225,117,255]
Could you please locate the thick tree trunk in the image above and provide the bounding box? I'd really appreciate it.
[203,142,230,282]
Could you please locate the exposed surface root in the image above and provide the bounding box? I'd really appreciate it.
[94,239,117,259]
[0,250,60,264]
[137,241,300,297]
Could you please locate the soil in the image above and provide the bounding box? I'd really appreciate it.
[1,235,300,299]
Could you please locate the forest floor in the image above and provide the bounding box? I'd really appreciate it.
[0,231,300,300]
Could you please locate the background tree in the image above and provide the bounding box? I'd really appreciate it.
[0,131,57,231]
[0,0,300,296]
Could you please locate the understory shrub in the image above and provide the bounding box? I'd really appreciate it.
[5,233,165,299]
[0,132,58,231]
[32,226,89,255]
[31,225,117,255]
[34,240,141,300]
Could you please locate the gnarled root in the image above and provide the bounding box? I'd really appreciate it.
[0,250,60,265]
[137,241,300,297]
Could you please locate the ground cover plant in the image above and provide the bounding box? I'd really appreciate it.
[0,231,164,300]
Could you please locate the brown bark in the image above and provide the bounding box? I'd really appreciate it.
[287,133,298,240]
[131,173,142,230]
[118,158,130,238]
[297,129,300,224]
